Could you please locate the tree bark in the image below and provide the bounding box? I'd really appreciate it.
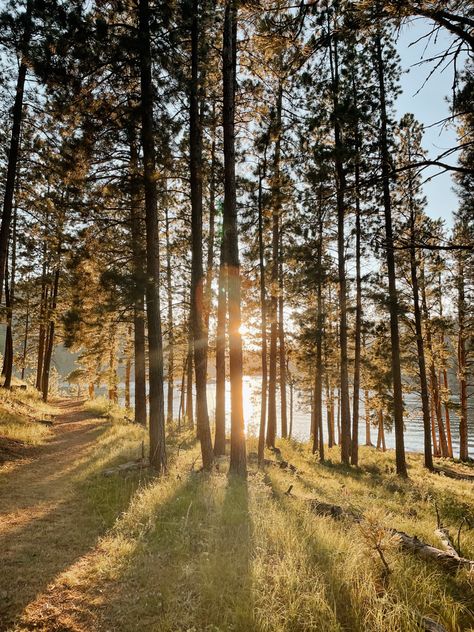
[36,249,48,391]
[21,290,29,381]
[165,206,174,425]
[438,280,453,458]
[257,158,268,466]
[214,236,227,455]
[407,153,433,470]
[223,0,246,475]
[313,209,324,461]
[138,0,166,472]
[329,30,351,465]
[457,257,468,461]
[364,389,372,446]
[351,103,362,466]
[267,83,283,448]
[129,129,147,426]
[125,328,132,410]
[3,202,17,389]
[204,103,217,332]
[375,31,407,476]
[421,271,449,458]
[0,0,32,304]
[190,0,213,469]
[42,268,59,403]
[186,320,194,428]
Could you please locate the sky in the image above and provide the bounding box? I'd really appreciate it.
[395,18,465,228]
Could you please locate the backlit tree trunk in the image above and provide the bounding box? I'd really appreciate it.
[329,31,351,465]
[138,0,166,472]
[129,130,147,426]
[190,0,213,469]
[214,237,227,455]
[223,0,246,475]
[42,268,59,403]
[267,83,283,448]
[257,158,268,466]
[165,205,174,425]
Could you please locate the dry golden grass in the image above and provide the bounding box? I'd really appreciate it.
[1,404,473,632]
[0,386,57,446]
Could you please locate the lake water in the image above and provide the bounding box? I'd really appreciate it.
[120,376,473,458]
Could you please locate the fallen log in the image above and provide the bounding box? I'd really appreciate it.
[262,458,299,473]
[434,527,459,558]
[390,529,474,572]
[433,466,474,482]
[308,499,362,522]
[292,490,474,573]
[421,616,448,632]
[102,459,149,476]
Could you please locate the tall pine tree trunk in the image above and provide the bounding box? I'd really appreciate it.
[21,291,29,381]
[165,206,174,425]
[278,236,287,438]
[267,83,283,448]
[329,33,351,465]
[257,158,268,465]
[36,250,48,391]
[457,258,468,461]
[129,129,147,426]
[438,278,453,458]
[421,274,449,458]
[375,31,406,476]
[186,321,194,428]
[223,0,246,475]
[205,104,217,331]
[313,211,324,461]
[138,0,166,471]
[351,108,362,466]
[190,0,213,469]
[42,268,59,403]
[214,238,227,454]
[125,327,132,409]
[364,388,372,446]
[3,202,17,389]
[0,0,32,304]
[409,204,433,470]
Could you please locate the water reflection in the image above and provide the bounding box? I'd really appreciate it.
[122,376,473,457]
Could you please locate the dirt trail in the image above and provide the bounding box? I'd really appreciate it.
[0,399,108,631]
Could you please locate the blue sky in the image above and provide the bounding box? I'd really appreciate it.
[396,18,464,228]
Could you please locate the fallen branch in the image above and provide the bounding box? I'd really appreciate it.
[434,527,459,557]
[433,466,474,482]
[262,458,299,473]
[308,498,362,522]
[391,529,473,572]
[421,616,448,632]
[294,491,473,573]
[102,459,149,476]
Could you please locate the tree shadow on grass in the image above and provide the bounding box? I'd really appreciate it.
[197,474,258,631]
[272,488,366,632]
[83,472,258,632]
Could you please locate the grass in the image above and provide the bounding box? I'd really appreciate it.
[0,386,57,446]
[84,396,129,422]
[1,405,473,632]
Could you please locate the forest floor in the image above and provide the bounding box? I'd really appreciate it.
[1,397,474,632]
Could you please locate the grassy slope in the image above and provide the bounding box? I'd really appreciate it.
[1,403,473,632]
[0,387,58,453]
